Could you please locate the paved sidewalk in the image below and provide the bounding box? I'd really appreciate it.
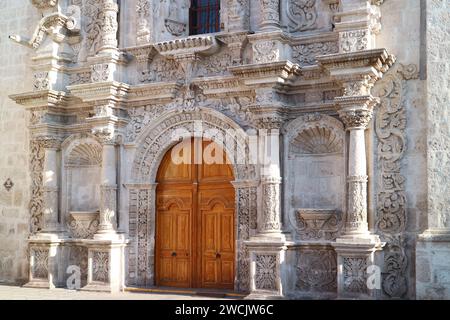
[0,285,230,300]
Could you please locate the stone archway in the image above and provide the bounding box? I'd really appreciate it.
[127,109,258,292]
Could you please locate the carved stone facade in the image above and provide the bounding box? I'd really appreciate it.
[1,0,448,300]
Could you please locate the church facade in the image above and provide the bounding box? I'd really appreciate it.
[0,0,449,299]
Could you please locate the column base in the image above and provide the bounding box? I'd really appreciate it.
[81,239,128,293]
[332,236,385,299]
[244,292,285,300]
[245,236,294,299]
[25,234,65,289]
[23,279,55,289]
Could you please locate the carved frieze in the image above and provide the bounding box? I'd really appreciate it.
[292,41,339,66]
[197,50,235,76]
[69,71,91,85]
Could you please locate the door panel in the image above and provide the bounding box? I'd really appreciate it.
[156,190,192,288]
[156,139,235,290]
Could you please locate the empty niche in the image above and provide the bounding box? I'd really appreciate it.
[284,114,345,236]
[63,138,102,238]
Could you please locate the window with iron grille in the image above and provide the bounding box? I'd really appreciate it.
[189,0,220,35]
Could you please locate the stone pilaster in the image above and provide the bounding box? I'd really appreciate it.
[41,139,61,234]
[259,0,281,31]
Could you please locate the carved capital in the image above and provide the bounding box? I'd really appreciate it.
[33,136,62,150]
[338,106,374,130]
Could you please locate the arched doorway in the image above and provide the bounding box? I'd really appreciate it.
[155,138,235,289]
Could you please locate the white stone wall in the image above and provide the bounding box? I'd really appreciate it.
[0,0,36,283]
[416,0,450,299]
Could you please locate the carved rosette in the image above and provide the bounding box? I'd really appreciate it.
[260,0,280,30]
[254,254,278,291]
[296,249,337,293]
[346,175,368,233]
[92,251,109,283]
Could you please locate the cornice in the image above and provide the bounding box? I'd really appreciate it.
[68,81,130,103]
[228,61,301,87]
[153,35,220,58]
[126,82,182,103]
[9,89,69,109]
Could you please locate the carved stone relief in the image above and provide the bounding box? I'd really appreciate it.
[296,248,337,292]
[373,63,419,299]
[339,30,368,53]
[254,254,278,291]
[253,41,279,64]
[33,72,50,91]
[136,0,152,44]
[296,209,341,241]
[292,41,338,67]
[286,0,318,33]
[30,140,46,234]
[343,257,368,294]
[31,248,49,279]
[92,251,109,283]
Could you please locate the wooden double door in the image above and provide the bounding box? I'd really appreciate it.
[155,139,235,289]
